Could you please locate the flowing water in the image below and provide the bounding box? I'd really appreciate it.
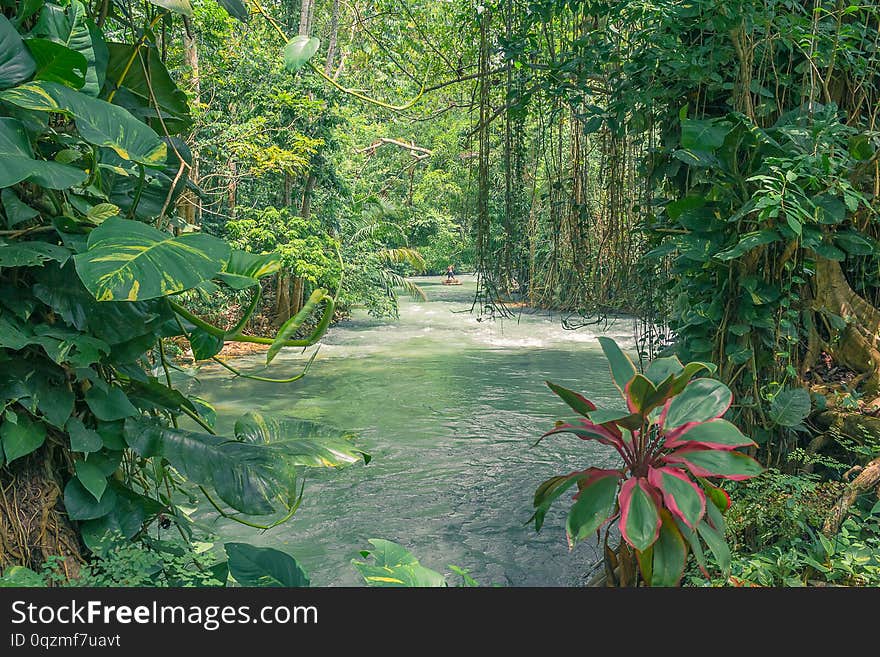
[181,275,639,586]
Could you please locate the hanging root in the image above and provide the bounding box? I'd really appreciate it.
[0,448,83,582]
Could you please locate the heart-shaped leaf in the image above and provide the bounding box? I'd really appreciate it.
[282,36,320,73]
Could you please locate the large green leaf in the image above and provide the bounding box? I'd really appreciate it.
[75,459,107,501]
[644,356,684,386]
[30,1,99,94]
[352,539,446,587]
[73,217,230,301]
[124,417,284,515]
[282,36,320,73]
[84,385,137,421]
[266,288,327,364]
[147,0,194,16]
[665,448,763,480]
[216,249,282,289]
[768,388,811,427]
[0,15,35,89]
[0,117,87,189]
[650,510,687,587]
[545,380,596,417]
[666,419,755,450]
[597,336,637,395]
[63,477,117,520]
[0,412,46,463]
[217,0,250,21]
[234,412,370,467]
[1,188,39,227]
[104,43,191,134]
[662,378,732,429]
[0,360,74,428]
[565,472,619,547]
[681,118,729,151]
[619,478,660,551]
[25,38,87,89]
[0,81,166,165]
[0,241,70,268]
[66,416,103,453]
[225,542,309,587]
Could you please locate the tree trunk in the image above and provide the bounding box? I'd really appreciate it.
[812,255,880,393]
[291,276,305,316]
[227,159,238,220]
[275,271,292,327]
[300,171,317,220]
[298,0,313,37]
[0,449,82,581]
[325,0,340,75]
[178,16,201,226]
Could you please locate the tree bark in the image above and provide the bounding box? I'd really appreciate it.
[812,255,880,393]
[178,16,201,226]
[298,0,314,37]
[823,456,880,536]
[275,271,292,327]
[325,0,340,75]
[227,159,238,220]
[0,449,82,581]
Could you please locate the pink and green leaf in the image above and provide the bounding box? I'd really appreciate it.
[674,517,709,578]
[664,418,757,450]
[566,470,621,547]
[649,509,688,587]
[587,408,643,431]
[618,478,661,551]
[663,447,763,480]
[647,466,706,529]
[625,374,658,414]
[545,381,596,417]
[539,419,626,453]
[598,337,637,397]
[661,378,732,430]
[697,516,731,577]
[531,471,585,531]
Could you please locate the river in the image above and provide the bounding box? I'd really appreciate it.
[181,275,638,586]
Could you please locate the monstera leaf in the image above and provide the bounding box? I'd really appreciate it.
[0,81,166,165]
[104,43,191,134]
[234,412,370,467]
[283,36,320,73]
[30,0,102,95]
[73,217,230,301]
[215,249,282,289]
[225,543,309,587]
[0,117,87,189]
[0,15,35,89]
[352,539,446,587]
[25,38,87,88]
[125,413,367,516]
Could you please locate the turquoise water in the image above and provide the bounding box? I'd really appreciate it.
[180,275,637,586]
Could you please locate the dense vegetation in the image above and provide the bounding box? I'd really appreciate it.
[1,0,878,587]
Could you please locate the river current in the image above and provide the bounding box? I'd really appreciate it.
[182,275,638,586]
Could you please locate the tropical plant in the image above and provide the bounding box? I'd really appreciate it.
[533,338,763,586]
[0,0,366,579]
[351,539,480,587]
